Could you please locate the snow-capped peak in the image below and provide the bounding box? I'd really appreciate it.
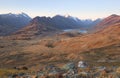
[64,14,70,18]
[63,14,79,22]
[5,12,29,18]
[20,12,29,17]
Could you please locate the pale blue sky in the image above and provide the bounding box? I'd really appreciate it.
[0,0,120,19]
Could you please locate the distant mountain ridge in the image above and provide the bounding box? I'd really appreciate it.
[0,12,31,36]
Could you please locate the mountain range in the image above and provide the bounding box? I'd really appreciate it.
[12,14,101,39]
[0,13,101,36]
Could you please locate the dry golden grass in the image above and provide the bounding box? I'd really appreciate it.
[0,23,120,70]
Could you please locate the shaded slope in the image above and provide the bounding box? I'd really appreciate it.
[0,13,31,36]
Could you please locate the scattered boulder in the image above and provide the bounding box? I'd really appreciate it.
[78,61,88,68]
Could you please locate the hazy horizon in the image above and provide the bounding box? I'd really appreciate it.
[0,0,120,20]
